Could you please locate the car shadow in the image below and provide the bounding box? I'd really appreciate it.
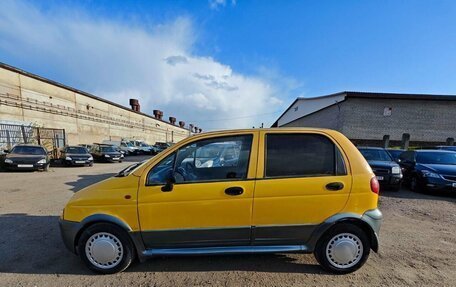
[380,187,456,202]
[65,173,117,192]
[0,213,325,276]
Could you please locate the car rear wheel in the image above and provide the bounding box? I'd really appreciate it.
[314,223,370,274]
[77,223,135,274]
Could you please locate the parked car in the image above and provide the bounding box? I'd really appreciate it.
[130,140,157,155]
[90,143,124,163]
[60,146,93,166]
[2,144,50,171]
[432,145,456,152]
[399,149,456,192]
[78,144,93,151]
[154,142,171,153]
[102,140,138,155]
[60,128,382,274]
[358,147,403,191]
[386,148,405,162]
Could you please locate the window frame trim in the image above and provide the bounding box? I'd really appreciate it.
[263,132,348,179]
[145,134,255,186]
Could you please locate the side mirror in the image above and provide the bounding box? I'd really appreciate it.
[161,174,176,192]
[3,149,9,153]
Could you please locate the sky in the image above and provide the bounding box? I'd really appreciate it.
[1,0,456,130]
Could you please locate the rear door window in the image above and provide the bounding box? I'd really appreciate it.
[265,133,344,178]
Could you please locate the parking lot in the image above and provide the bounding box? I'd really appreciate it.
[0,155,455,287]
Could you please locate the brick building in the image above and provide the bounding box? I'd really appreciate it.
[272,91,456,147]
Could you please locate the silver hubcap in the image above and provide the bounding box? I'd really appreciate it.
[85,232,123,269]
[326,233,363,269]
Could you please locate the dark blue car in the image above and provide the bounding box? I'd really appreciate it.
[399,150,456,193]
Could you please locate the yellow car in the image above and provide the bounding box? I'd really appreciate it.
[59,128,382,274]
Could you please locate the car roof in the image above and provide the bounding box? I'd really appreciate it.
[13,144,44,148]
[357,146,386,150]
[414,149,456,153]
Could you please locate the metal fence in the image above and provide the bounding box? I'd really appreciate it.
[0,124,66,158]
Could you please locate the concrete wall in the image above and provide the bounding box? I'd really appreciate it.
[283,96,456,143]
[0,66,190,145]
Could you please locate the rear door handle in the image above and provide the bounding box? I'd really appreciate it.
[326,182,344,191]
[225,187,244,196]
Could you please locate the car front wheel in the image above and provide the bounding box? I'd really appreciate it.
[77,223,135,274]
[314,223,370,274]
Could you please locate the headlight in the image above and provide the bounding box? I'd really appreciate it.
[37,159,47,164]
[104,154,110,158]
[421,170,441,178]
[88,156,93,161]
[391,166,401,174]
[4,159,13,164]
[65,157,72,161]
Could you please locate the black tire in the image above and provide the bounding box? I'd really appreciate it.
[314,223,371,274]
[391,184,401,192]
[410,176,423,192]
[77,223,135,274]
[89,162,93,167]
[43,163,50,171]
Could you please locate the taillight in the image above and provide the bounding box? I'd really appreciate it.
[370,177,380,194]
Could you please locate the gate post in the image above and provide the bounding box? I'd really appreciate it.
[382,135,390,148]
[21,125,28,144]
[401,133,410,150]
[36,127,41,145]
[6,130,11,149]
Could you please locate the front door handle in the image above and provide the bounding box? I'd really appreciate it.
[326,182,344,191]
[225,187,244,196]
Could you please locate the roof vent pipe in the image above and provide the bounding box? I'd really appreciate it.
[129,99,140,112]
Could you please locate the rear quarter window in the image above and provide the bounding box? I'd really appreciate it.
[265,133,346,178]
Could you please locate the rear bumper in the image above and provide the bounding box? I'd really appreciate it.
[361,209,383,252]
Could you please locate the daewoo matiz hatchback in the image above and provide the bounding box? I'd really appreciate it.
[59,128,382,274]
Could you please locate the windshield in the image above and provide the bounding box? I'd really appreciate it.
[100,146,117,152]
[11,146,46,155]
[359,149,392,161]
[387,150,403,160]
[65,147,88,154]
[416,152,456,165]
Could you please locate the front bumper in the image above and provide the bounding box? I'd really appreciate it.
[59,219,81,254]
[422,177,456,192]
[64,159,93,166]
[4,162,47,170]
[376,173,402,187]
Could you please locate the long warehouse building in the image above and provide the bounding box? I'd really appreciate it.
[0,62,194,147]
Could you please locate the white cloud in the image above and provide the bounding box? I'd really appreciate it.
[0,0,287,130]
[209,0,231,10]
